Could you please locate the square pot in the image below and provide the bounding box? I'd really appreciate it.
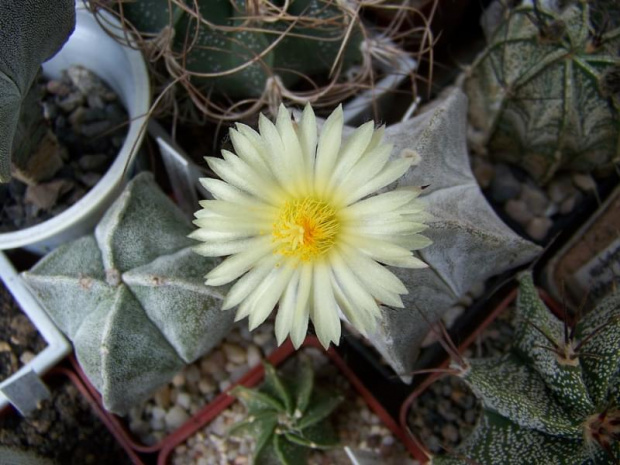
[157,336,420,465]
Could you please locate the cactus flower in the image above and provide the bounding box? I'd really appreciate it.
[191,104,431,349]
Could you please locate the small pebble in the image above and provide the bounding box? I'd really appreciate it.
[223,343,247,365]
[572,173,596,192]
[504,199,533,226]
[519,184,549,217]
[526,216,553,241]
[246,344,262,368]
[165,406,190,431]
[489,164,521,203]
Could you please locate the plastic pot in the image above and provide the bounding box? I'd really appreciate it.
[0,2,150,254]
[156,336,419,464]
[398,286,562,464]
[0,251,71,414]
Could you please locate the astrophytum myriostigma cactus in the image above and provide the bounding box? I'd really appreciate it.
[230,356,342,464]
[465,0,620,184]
[433,272,620,464]
[22,173,235,414]
[343,88,541,379]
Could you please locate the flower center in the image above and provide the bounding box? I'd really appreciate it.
[272,198,339,261]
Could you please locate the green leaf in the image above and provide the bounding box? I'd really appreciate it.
[273,434,309,465]
[262,362,293,415]
[291,355,314,415]
[295,388,343,430]
[228,411,278,460]
[0,0,75,182]
[514,273,594,417]
[463,354,582,438]
[254,438,282,465]
[433,410,604,465]
[289,420,339,449]
[575,291,620,407]
[231,385,284,413]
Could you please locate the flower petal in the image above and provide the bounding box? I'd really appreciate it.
[248,263,296,331]
[314,105,343,196]
[298,104,317,178]
[327,121,374,191]
[312,260,341,348]
[290,264,312,349]
[340,158,412,206]
[206,238,275,286]
[193,236,266,258]
[222,254,281,310]
[275,268,301,345]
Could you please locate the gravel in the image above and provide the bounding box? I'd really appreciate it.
[126,321,278,446]
[0,66,127,233]
[171,347,416,465]
[0,280,47,383]
[406,304,516,456]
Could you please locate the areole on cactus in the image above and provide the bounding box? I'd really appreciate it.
[432,272,620,464]
[465,0,620,185]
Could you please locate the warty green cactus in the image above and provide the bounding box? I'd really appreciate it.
[465,0,620,185]
[230,355,342,464]
[22,173,235,414]
[432,272,620,464]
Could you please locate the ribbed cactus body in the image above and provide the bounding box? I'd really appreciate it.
[119,0,363,99]
[230,355,342,464]
[465,0,620,185]
[433,273,620,464]
[23,173,235,414]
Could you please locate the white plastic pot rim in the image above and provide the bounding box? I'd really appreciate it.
[0,252,71,414]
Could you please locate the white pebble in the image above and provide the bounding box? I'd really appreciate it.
[150,416,165,431]
[165,405,190,431]
[219,380,232,391]
[177,392,191,410]
[152,406,166,421]
[246,344,262,368]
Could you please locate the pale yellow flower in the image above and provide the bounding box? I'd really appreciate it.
[191,104,431,349]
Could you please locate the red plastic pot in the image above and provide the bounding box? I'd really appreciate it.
[68,341,297,456]
[156,335,419,465]
[399,286,563,464]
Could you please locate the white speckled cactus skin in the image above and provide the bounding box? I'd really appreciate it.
[22,173,235,414]
[433,272,620,464]
[465,0,620,185]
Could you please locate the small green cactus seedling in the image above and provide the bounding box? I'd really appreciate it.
[465,0,620,184]
[432,272,620,464]
[230,355,343,464]
[22,173,235,414]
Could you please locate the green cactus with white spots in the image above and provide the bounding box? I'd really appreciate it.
[432,272,620,464]
[465,0,620,185]
[107,0,363,100]
[230,355,342,464]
